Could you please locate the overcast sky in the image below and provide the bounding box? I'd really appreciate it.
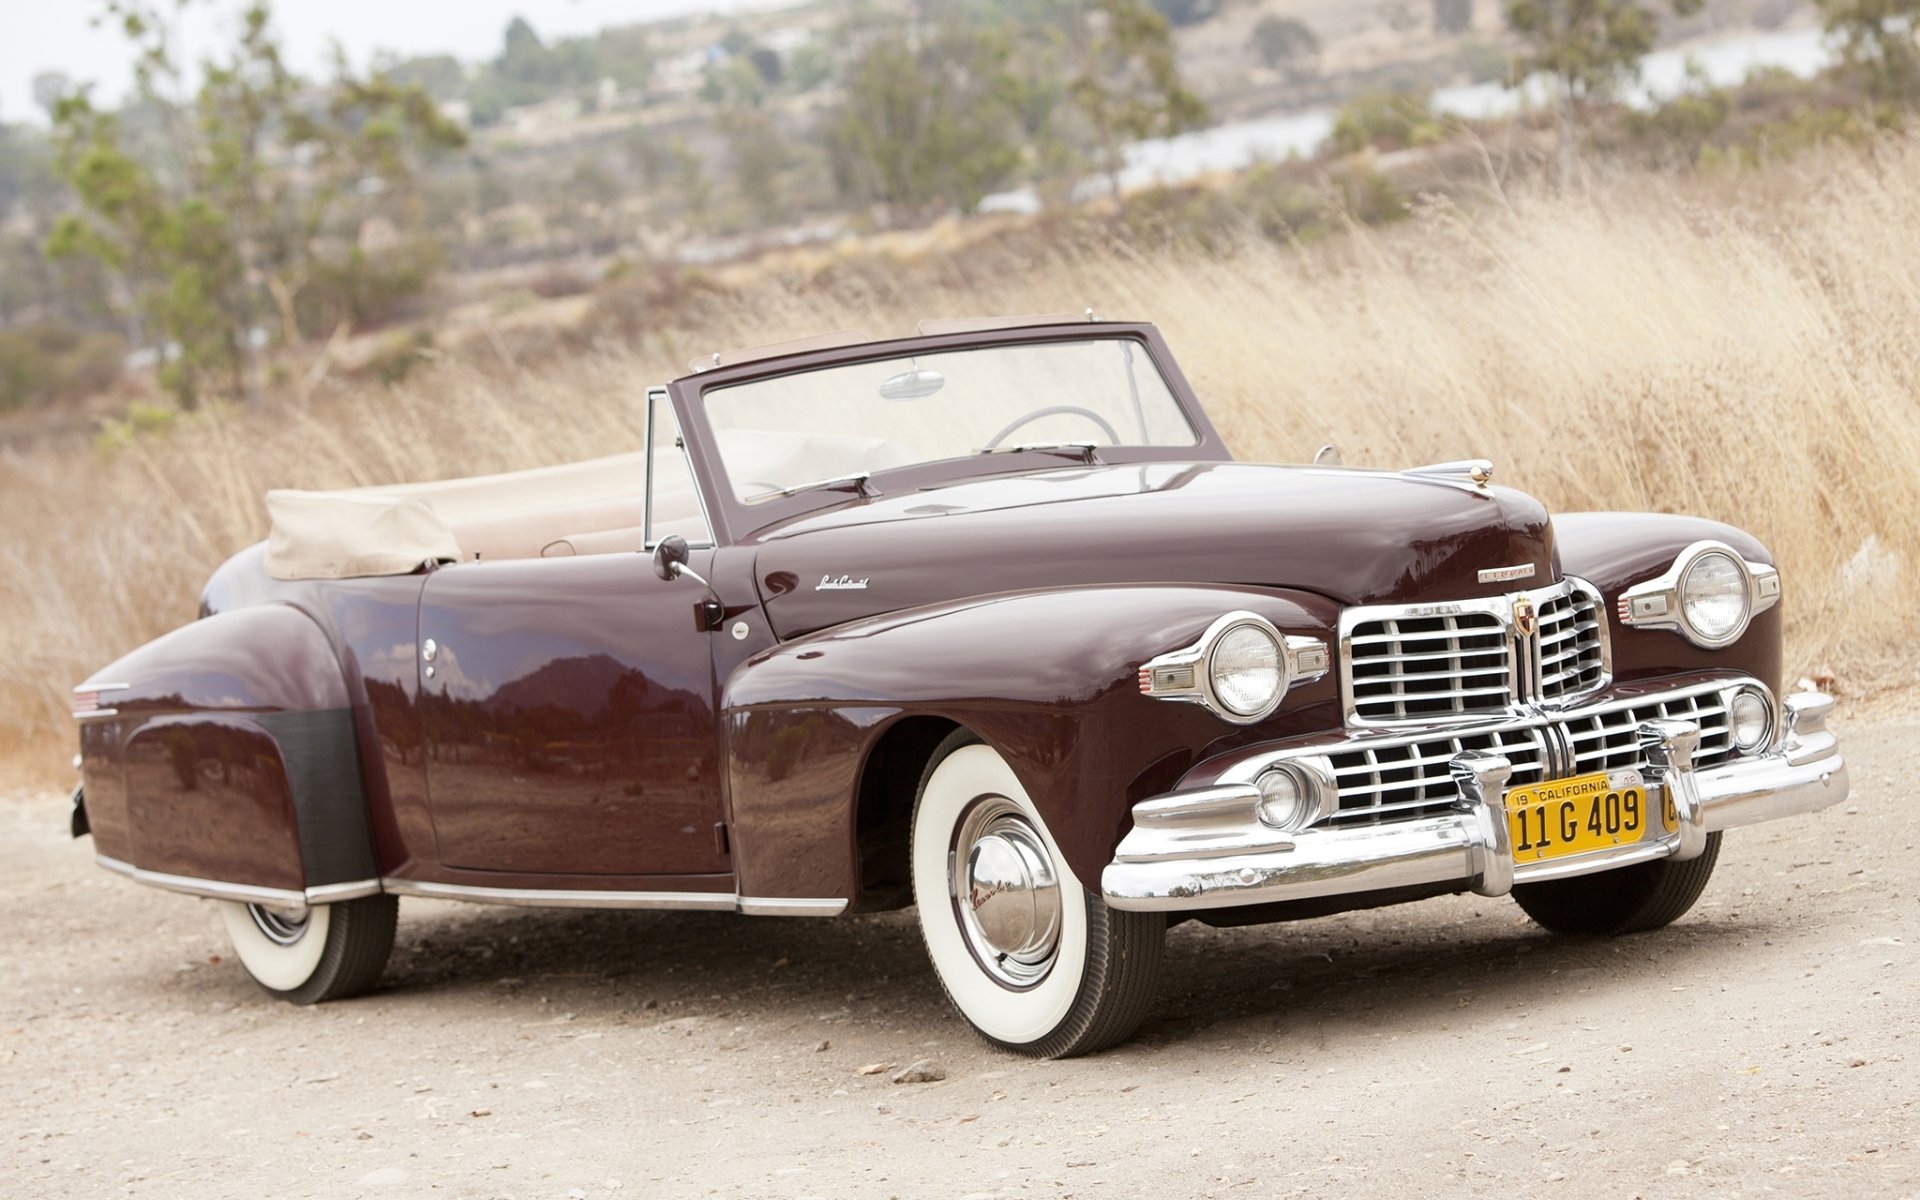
[0,0,783,124]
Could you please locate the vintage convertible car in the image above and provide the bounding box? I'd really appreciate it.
[70,316,1848,1057]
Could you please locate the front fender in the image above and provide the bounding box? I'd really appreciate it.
[1553,512,1782,694]
[75,604,378,898]
[719,584,1342,904]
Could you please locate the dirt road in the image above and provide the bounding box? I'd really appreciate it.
[3,715,1914,1200]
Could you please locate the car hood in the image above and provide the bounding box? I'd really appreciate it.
[749,462,1557,640]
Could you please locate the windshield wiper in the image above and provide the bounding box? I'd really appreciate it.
[976,442,1102,464]
[747,471,877,503]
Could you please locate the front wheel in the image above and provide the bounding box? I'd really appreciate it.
[217,892,398,1004]
[910,731,1164,1058]
[1511,831,1723,936]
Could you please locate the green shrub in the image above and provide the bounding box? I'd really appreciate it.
[0,321,127,411]
[1326,90,1448,156]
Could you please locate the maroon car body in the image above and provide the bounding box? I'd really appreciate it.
[70,319,1847,1056]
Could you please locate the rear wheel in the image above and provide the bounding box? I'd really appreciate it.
[910,731,1164,1058]
[1512,832,1722,936]
[217,892,398,1004]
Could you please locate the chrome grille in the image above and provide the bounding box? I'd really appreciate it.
[1564,690,1732,776]
[1341,579,1609,726]
[1328,726,1546,827]
[1345,612,1511,723]
[1538,586,1606,701]
[1324,686,1733,827]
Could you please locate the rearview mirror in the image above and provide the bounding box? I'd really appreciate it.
[878,367,945,401]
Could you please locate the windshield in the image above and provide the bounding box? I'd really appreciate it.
[702,338,1198,503]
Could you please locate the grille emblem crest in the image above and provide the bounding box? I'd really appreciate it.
[1512,596,1539,639]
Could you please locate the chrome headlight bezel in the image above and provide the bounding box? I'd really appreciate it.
[1617,540,1780,649]
[1138,611,1330,725]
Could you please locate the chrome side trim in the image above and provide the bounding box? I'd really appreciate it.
[738,897,849,917]
[382,878,736,910]
[71,681,132,722]
[94,855,380,908]
[380,878,849,916]
[303,880,385,904]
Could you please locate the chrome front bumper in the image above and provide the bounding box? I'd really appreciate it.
[1101,690,1847,913]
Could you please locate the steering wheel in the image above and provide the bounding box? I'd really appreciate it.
[983,405,1123,451]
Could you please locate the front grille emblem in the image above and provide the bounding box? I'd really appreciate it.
[1512,596,1539,638]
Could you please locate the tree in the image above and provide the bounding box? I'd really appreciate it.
[1069,0,1210,200]
[46,0,465,406]
[1816,0,1920,100]
[1503,0,1704,187]
[824,25,1025,217]
[1251,16,1321,79]
[31,72,75,119]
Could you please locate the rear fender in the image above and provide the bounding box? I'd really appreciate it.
[75,605,379,904]
[719,584,1343,906]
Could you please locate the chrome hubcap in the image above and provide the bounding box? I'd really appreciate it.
[247,903,311,947]
[951,798,1062,988]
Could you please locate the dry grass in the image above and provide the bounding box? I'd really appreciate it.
[6,138,1920,769]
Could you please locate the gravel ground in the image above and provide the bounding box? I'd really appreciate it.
[2,715,1914,1200]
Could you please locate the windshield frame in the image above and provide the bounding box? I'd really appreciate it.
[664,322,1231,544]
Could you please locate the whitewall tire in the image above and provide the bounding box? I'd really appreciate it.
[216,893,398,1005]
[911,731,1164,1057]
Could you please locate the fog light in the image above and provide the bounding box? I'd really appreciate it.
[1254,765,1316,830]
[1729,688,1773,752]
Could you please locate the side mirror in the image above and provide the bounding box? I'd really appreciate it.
[652,534,723,632]
[653,534,692,583]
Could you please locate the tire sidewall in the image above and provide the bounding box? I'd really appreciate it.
[911,741,1090,1047]
[218,900,331,994]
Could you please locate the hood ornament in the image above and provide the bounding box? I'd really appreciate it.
[1406,459,1495,489]
[816,574,869,591]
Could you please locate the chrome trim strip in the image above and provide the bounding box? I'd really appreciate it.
[72,708,120,721]
[738,896,849,917]
[94,855,380,908]
[382,878,737,910]
[303,880,385,904]
[378,879,849,916]
[72,682,132,694]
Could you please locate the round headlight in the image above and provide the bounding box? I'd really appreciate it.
[1680,550,1750,645]
[1254,765,1317,830]
[1728,687,1773,752]
[1208,623,1284,718]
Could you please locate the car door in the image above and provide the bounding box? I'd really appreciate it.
[416,549,728,877]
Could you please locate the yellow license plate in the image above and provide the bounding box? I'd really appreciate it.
[1506,770,1650,862]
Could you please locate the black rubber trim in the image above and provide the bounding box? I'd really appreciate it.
[70,785,89,838]
[256,708,377,887]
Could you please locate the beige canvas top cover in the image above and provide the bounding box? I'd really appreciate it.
[260,429,910,580]
[263,451,656,580]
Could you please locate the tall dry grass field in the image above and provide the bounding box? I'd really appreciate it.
[5,140,1919,773]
